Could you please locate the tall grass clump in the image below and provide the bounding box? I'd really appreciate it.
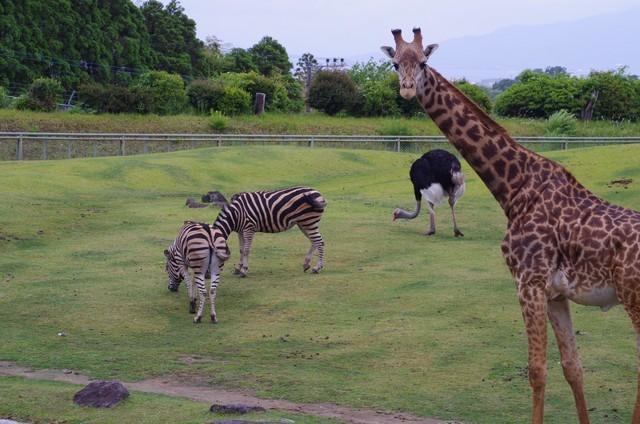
[545,109,577,136]
[209,110,230,132]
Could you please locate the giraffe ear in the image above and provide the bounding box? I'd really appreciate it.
[380,46,395,59]
[424,43,439,60]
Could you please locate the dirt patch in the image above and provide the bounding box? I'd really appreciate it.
[0,361,458,424]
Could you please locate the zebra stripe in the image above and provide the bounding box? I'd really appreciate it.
[212,186,326,276]
[164,221,230,323]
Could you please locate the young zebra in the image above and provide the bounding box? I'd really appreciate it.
[211,186,327,276]
[164,221,230,323]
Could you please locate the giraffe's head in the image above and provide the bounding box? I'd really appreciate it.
[381,28,438,99]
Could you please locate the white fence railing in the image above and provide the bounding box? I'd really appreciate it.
[1,132,640,161]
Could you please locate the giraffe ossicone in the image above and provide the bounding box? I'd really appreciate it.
[384,27,640,424]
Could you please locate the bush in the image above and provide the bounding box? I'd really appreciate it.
[218,86,251,115]
[308,71,358,116]
[79,83,136,113]
[133,71,187,115]
[582,69,640,121]
[186,79,225,114]
[494,70,582,119]
[546,109,577,136]
[16,77,63,112]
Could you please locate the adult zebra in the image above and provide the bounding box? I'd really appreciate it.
[210,186,327,276]
[164,221,230,323]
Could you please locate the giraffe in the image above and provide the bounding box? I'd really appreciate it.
[382,27,640,424]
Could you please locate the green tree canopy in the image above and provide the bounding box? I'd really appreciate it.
[248,36,292,76]
[139,0,204,80]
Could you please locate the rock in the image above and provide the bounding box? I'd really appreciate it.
[186,197,209,208]
[209,404,266,414]
[73,380,129,407]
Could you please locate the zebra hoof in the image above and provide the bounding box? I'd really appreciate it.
[210,315,218,324]
[189,301,196,314]
[193,316,202,324]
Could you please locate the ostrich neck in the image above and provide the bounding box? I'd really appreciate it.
[417,67,533,212]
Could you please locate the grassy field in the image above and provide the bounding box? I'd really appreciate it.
[1,142,640,423]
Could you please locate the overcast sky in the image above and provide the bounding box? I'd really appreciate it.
[160,0,638,61]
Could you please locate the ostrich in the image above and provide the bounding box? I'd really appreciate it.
[393,149,465,236]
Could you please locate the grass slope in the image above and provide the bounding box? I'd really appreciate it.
[1,144,640,423]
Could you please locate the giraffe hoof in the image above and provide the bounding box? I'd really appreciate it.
[426,231,435,236]
[454,230,464,237]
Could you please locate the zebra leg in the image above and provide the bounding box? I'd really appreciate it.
[300,224,324,273]
[449,196,464,237]
[234,230,253,277]
[426,202,436,235]
[193,273,207,324]
[184,270,196,314]
[311,238,325,273]
[208,262,222,323]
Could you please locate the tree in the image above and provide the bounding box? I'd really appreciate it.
[185,79,225,114]
[248,36,292,76]
[139,0,204,80]
[307,71,358,116]
[582,68,640,121]
[347,60,399,116]
[294,53,320,86]
[454,80,492,113]
[221,48,257,73]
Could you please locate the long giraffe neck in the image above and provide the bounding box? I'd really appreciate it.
[418,67,535,212]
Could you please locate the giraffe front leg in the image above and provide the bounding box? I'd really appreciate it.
[616,294,640,423]
[518,281,549,424]
[547,298,590,423]
[192,273,206,324]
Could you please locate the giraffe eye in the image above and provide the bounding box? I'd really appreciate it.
[419,62,427,70]
[392,63,399,70]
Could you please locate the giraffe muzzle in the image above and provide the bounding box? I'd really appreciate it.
[400,87,417,99]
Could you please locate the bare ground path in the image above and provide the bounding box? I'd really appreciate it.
[0,361,458,424]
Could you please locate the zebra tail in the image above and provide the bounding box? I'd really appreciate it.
[305,193,327,211]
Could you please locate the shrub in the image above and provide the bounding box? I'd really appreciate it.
[308,71,358,116]
[186,79,225,114]
[546,109,577,136]
[133,71,187,115]
[16,78,63,112]
[0,86,9,108]
[494,71,582,119]
[378,120,413,136]
[218,86,251,115]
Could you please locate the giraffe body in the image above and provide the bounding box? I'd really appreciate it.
[383,27,640,424]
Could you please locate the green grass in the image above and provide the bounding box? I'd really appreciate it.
[2,108,640,136]
[2,144,640,423]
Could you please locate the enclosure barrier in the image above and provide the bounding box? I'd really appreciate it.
[1,132,639,161]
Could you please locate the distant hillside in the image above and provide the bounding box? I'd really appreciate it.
[365,7,640,83]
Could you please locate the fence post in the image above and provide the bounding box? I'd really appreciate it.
[396,137,400,153]
[120,135,125,156]
[16,135,23,160]
[43,139,48,160]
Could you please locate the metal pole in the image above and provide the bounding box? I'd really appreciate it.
[16,135,23,160]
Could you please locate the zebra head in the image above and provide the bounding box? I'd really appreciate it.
[163,247,183,292]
